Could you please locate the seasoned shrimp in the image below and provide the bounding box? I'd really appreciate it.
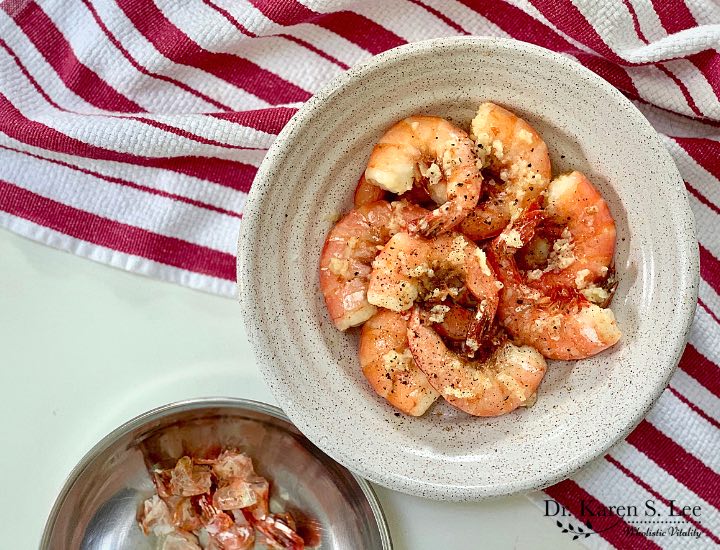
[364,115,481,235]
[407,309,547,416]
[367,232,500,338]
[320,200,427,331]
[360,310,439,416]
[488,212,621,360]
[459,102,551,240]
[525,171,616,301]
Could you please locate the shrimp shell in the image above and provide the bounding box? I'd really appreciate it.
[460,102,551,240]
[365,115,482,235]
[359,309,439,416]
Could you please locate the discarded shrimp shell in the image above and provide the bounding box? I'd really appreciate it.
[319,200,427,331]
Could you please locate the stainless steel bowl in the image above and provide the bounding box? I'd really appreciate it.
[41,398,392,549]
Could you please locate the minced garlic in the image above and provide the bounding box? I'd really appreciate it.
[474,248,492,276]
[575,268,592,289]
[382,348,414,372]
[581,285,611,305]
[428,304,451,323]
[546,227,575,270]
[419,162,442,186]
[500,228,523,249]
[527,269,543,281]
[407,264,435,278]
[328,257,350,278]
[447,235,467,265]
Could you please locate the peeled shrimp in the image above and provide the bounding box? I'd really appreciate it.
[527,171,616,301]
[407,308,547,416]
[320,200,427,331]
[459,102,551,240]
[488,211,621,360]
[367,232,500,336]
[365,115,481,235]
[359,309,439,416]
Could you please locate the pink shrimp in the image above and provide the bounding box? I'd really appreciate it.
[487,206,621,360]
[407,308,547,416]
[364,115,482,235]
[459,102,551,240]
[319,200,428,331]
[524,171,616,302]
[366,232,500,339]
[354,174,387,207]
[359,309,439,416]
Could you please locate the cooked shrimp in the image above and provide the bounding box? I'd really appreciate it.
[407,308,547,416]
[320,200,427,331]
[487,212,621,360]
[526,171,616,301]
[459,102,551,240]
[367,232,499,338]
[364,115,481,235]
[359,309,439,416]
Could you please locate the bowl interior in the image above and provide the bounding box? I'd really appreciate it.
[240,38,697,500]
[42,400,390,549]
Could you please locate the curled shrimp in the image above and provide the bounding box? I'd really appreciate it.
[524,171,616,302]
[364,115,481,235]
[359,309,439,416]
[366,232,500,340]
[407,308,547,417]
[319,200,427,331]
[459,102,551,240]
[488,207,621,360]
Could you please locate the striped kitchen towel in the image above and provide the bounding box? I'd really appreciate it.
[0,1,718,547]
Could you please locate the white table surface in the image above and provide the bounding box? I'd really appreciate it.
[0,230,581,550]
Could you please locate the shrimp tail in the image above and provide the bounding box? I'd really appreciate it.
[487,205,544,282]
[510,203,544,246]
[464,304,494,353]
[409,184,482,237]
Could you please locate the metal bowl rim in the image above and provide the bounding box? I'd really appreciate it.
[40,397,393,550]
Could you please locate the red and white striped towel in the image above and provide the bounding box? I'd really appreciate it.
[1,1,718,547]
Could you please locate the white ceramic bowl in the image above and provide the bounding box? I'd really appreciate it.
[239,37,698,501]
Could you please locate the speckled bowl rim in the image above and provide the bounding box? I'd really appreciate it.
[239,37,699,500]
[40,398,393,549]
